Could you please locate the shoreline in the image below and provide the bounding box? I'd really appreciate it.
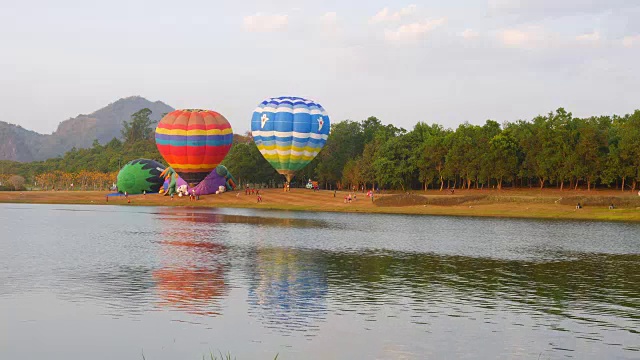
[1,189,640,223]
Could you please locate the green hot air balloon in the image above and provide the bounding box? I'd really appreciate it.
[116,159,166,195]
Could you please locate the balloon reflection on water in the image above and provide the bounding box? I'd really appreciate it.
[153,209,228,316]
[246,246,329,335]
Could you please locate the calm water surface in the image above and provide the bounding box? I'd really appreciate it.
[0,204,639,359]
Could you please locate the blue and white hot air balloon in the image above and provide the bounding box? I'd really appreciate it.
[251,96,331,183]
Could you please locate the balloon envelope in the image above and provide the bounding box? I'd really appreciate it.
[161,165,237,196]
[251,97,330,181]
[116,159,166,194]
[155,109,233,186]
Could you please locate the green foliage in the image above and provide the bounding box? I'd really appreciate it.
[489,133,519,189]
[618,110,640,187]
[315,120,365,186]
[373,135,415,191]
[311,107,640,191]
[122,108,154,144]
[221,141,279,186]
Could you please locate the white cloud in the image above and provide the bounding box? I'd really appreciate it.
[488,0,636,17]
[370,5,417,24]
[243,13,288,32]
[318,12,341,38]
[622,34,640,48]
[576,31,601,43]
[320,12,337,26]
[385,18,446,42]
[499,29,532,47]
[496,27,561,48]
[497,27,610,49]
[460,29,480,39]
[399,4,418,17]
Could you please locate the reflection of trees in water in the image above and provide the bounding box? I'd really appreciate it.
[60,265,156,316]
[246,247,328,335]
[153,207,330,228]
[323,250,640,336]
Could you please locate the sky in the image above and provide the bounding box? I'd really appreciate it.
[1,0,639,135]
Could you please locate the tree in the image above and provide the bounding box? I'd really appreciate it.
[373,135,415,191]
[413,123,449,190]
[359,140,381,190]
[8,175,25,190]
[222,141,279,186]
[526,112,567,189]
[342,158,363,191]
[446,123,480,189]
[489,133,519,189]
[618,110,640,191]
[572,117,608,190]
[314,120,364,188]
[121,108,154,144]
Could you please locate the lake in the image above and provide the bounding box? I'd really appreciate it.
[0,204,638,359]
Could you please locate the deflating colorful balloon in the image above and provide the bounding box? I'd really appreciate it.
[155,109,233,187]
[192,165,237,195]
[251,97,330,183]
[116,159,166,194]
[160,165,238,196]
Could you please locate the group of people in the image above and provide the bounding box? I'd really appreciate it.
[576,202,617,210]
[243,185,263,202]
[245,185,260,196]
[344,193,357,203]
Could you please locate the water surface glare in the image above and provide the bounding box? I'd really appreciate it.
[0,204,639,359]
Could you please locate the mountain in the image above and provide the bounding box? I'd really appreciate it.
[0,96,174,162]
[0,123,39,162]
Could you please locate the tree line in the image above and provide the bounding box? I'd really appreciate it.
[1,107,639,192]
[308,108,640,192]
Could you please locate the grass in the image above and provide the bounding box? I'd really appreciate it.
[202,352,278,360]
[1,188,639,222]
[142,350,279,360]
[201,352,278,360]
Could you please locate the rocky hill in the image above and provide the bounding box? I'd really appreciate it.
[0,96,174,162]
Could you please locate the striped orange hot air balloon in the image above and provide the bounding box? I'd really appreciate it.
[155,109,233,187]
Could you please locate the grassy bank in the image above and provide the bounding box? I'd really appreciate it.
[1,188,640,222]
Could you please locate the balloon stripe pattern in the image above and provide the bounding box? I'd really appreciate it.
[251,97,330,178]
[155,109,233,186]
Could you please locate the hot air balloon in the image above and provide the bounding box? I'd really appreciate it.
[116,159,166,194]
[250,97,330,184]
[155,109,233,187]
